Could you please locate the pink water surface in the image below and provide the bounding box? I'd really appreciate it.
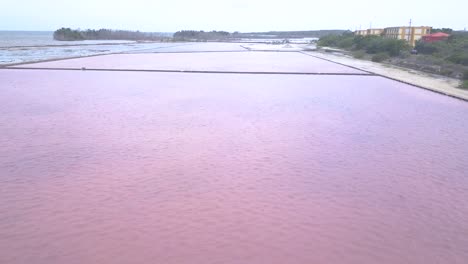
[1,69,468,264]
[14,52,366,74]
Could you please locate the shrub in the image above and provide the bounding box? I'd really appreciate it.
[463,70,468,80]
[352,50,366,59]
[367,38,407,56]
[353,35,378,50]
[460,80,468,89]
[371,53,390,62]
[318,33,354,48]
[415,41,439,55]
[337,37,354,49]
[398,50,410,59]
[447,53,468,66]
[440,69,453,76]
[456,54,468,66]
[317,35,341,47]
[53,28,84,41]
[319,34,409,56]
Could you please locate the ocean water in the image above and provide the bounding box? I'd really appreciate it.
[0,31,55,47]
[0,31,174,65]
[0,31,137,47]
[0,31,317,65]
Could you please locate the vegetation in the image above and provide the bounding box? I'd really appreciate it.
[54,27,349,42]
[318,30,468,80]
[461,71,468,89]
[371,53,390,62]
[54,28,84,40]
[236,30,347,39]
[447,53,468,66]
[352,50,366,59]
[173,30,230,41]
[53,28,165,41]
[431,28,453,34]
[316,31,355,48]
[171,29,347,41]
[359,37,407,56]
[414,34,468,66]
[464,70,468,80]
[454,30,468,37]
[461,81,468,89]
[318,32,408,57]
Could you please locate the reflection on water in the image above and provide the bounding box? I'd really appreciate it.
[1,70,468,264]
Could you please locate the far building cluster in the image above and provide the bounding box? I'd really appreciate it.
[355,26,449,46]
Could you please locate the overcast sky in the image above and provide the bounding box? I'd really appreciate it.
[1,0,467,32]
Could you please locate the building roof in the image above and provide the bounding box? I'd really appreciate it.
[424,32,450,37]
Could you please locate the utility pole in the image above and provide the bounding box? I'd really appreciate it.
[408,19,412,42]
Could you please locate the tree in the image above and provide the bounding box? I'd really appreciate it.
[431,28,453,34]
[53,28,165,41]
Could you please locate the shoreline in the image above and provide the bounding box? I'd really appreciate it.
[0,42,141,50]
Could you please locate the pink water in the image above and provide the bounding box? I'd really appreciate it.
[14,52,365,74]
[1,69,468,264]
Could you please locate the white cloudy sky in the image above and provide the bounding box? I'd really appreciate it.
[1,0,466,32]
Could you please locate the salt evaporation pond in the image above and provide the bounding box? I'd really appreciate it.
[1,52,468,264]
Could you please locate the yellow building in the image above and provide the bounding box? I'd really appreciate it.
[355,28,383,36]
[382,26,432,46]
[355,29,367,36]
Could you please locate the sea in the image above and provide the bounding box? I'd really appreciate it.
[0,31,318,65]
[0,31,177,65]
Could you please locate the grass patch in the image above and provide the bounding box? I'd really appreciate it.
[352,50,366,59]
[460,80,468,89]
[371,53,390,62]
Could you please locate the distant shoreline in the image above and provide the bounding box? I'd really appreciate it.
[1,42,137,49]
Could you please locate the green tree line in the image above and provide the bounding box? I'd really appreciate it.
[237,30,346,39]
[415,33,468,66]
[173,30,231,41]
[318,31,468,66]
[318,32,408,58]
[53,28,165,41]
